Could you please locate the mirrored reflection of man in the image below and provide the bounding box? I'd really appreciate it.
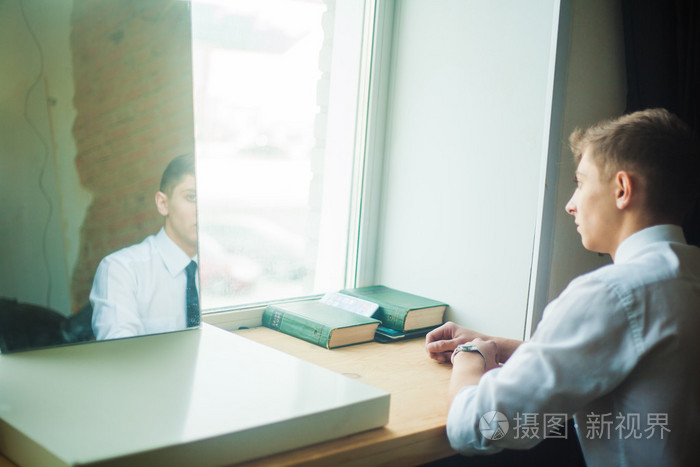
[91,154,199,340]
[426,109,700,466]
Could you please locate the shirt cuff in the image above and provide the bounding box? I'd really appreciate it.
[446,385,496,455]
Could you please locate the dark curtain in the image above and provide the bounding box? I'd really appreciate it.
[622,0,700,246]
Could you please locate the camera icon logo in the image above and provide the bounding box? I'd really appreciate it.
[479,411,509,440]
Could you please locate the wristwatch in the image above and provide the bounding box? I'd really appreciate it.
[451,342,486,367]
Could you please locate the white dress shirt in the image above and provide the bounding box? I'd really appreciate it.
[447,225,700,466]
[90,228,199,340]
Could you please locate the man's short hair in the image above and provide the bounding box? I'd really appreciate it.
[570,108,700,221]
[159,153,195,196]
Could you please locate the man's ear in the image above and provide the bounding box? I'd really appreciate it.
[155,191,169,216]
[614,171,633,210]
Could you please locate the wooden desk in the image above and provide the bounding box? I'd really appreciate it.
[234,328,456,466]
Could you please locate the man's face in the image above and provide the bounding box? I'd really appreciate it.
[157,174,198,256]
[565,149,619,254]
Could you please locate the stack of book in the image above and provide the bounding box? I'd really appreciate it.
[262,285,447,349]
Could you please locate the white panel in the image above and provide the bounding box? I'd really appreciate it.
[0,324,389,466]
[375,0,559,340]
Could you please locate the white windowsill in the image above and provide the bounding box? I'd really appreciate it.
[202,306,264,331]
[201,295,325,331]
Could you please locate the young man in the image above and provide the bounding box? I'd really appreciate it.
[91,154,199,340]
[426,109,700,466]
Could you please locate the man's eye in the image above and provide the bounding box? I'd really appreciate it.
[187,194,196,201]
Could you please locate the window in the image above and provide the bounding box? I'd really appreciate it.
[192,0,376,311]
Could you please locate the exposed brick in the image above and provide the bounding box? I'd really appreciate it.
[70,0,194,310]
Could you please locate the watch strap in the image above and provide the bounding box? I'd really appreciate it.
[451,342,486,367]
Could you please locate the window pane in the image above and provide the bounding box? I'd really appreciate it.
[192,0,369,310]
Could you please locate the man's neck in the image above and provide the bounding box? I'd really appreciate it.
[164,226,196,258]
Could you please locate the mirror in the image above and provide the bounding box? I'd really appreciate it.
[0,0,198,352]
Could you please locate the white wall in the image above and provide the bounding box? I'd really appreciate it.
[369,0,627,340]
[372,0,561,340]
[546,0,626,303]
[0,0,88,315]
[31,0,91,299]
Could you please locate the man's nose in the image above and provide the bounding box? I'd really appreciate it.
[565,195,576,216]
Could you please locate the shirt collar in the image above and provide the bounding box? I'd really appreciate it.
[155,227,197,276]
[614,224,687,265]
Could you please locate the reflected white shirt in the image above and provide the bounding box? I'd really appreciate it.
[90,228,198,340]
[447,225,700,466]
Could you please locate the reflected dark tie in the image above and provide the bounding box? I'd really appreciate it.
[185,261,200,327]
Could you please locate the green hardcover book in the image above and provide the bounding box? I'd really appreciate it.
[262,301,381,349]
[339,285,447,332]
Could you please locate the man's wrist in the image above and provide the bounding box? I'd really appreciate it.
[451,343,486,368]
[452,349,486,367]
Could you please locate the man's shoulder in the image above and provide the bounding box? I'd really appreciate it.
[566,263,617,289]
[100,234,159,266]
[554,262,646,315]
[568,242,699,299]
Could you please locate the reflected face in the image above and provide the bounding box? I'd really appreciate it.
[565,149,618,254]
[156,174,198,257]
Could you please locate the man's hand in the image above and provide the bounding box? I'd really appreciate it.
[426,321,524,364]
[425,322,488,363]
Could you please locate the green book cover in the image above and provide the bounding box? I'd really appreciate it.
[339,285,447,331]
[262,300,381,349]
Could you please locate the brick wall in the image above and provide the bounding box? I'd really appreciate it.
[70,0,195,311]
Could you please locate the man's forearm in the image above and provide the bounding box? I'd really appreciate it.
[447,338,522,402]
[448,352,486,403]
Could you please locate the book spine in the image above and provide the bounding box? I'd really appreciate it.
[374,303,408,331]
[262,306,332,348]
